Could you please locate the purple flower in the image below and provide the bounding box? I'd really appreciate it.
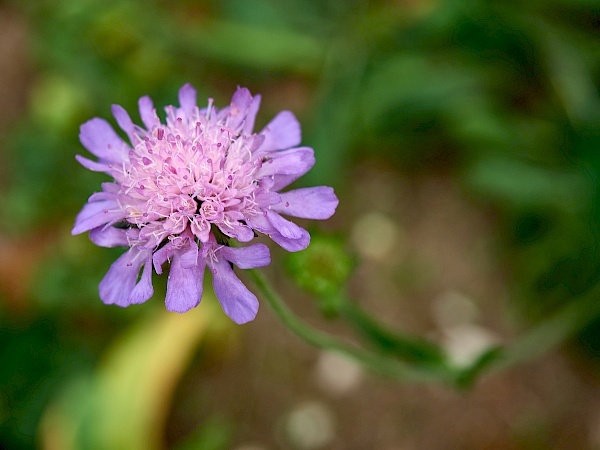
[72,84,338,323]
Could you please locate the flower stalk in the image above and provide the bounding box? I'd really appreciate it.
[249,265,600,388]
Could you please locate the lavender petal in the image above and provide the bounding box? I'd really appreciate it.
[72,200,126,235]
[269,227,311,252]
[152,241,175,274]
[245,212,275,235]
[165,248,205,313]
[75,155,112,173]
[98,249,146,307]
[255,147,315,178]
[79,118,129,163]
[259,111,301,152]
[220,243,271,269]
[242,94,262,135]
[218,222,255,242]
[178,83,197,119]
[138,95,157,130]
[89,226,129,248]
[128,253,154,304]
[266,210,305,239]
[210,257,259,324]
[111,104,136,143]
[271,186,339,220]
[226,87,252,131]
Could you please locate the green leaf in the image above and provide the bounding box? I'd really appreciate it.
[464,156,591,212]
[179,19,325,74]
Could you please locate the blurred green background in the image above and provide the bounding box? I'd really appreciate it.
[2,0,600,448]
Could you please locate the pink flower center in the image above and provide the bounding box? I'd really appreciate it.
[114,104,263,247]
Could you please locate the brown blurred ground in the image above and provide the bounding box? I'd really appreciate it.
[0,6,38,313]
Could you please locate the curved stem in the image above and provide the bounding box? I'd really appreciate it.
[248,266,600,388]
[247,268,453,383]
[338,300,448,366]
[494,284,600,369]
[455,283,600,387]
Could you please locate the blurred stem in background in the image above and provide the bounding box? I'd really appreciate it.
[247,268,454,384]
[251,264,600,389]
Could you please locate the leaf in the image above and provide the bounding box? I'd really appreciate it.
[39,298,231,450]
[179,19,324,74]
[463,156,591,212]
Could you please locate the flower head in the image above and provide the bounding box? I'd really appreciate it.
[72,84,338,323]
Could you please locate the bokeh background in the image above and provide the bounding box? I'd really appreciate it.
[2,0,600,448]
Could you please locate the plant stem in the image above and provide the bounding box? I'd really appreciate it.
[338,300,448,366]
[457,283,600,386]
[249,267,600,388]
[247,268,453,383]
[497,285,600,370]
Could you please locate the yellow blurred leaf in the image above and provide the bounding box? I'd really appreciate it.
[40,296,233,450]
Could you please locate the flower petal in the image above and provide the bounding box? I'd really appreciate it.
[210,258,259,324]
[128,253,154,304]
[138,95,157,130]
[165,249,205,313]
[89,226,129,247]
[220,243,271,269]
[255,147,315,179]
[101,182,121,193]
[79,118,129,163]
[179,244,199,269]
[152,241,175,274]
[178,83,197,118]
[98,248,145,307]
[254,191,281,207]
[259,111,301,152]
[266,210,304,239]
[271,186,339,220]
[245,211,275,234]
[111,104,135,143]
[88,190,118,202]
[242,94,262,135]
[75,155,112,173]
[269,227,310,252]
[226,87,252,131]
[271,174,303,191]
[217,221,255,242]
[72,200,126,235]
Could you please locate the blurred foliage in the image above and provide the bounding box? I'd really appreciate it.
[38,300,229,450]
[2,0,600,448]
[285,234,354,316]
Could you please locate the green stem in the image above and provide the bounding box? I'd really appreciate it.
[247,268,453,383]
[457,283,600,386]
[249,266,600,388]
[498,285,600,370]
[338,300,448,367]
